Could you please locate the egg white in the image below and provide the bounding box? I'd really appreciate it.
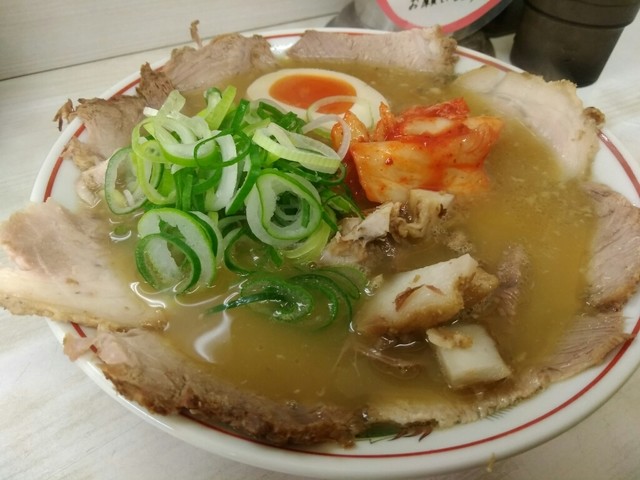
[245,68,387,129]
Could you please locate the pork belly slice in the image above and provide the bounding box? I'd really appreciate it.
[163,33,278,92]
[355,254,498,338]
[453,67,602,179]
[584,182,640,310]
[0,200,165,330]
[54,33,281,206]
[64,328,365,447]
[288,27,457,76]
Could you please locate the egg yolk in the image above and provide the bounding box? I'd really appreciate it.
[268,74,356,114]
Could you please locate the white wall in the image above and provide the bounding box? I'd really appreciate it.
[0,0,351,79]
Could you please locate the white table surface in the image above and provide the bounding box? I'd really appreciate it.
[1,13,639,480]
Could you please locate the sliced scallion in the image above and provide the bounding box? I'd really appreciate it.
[104,147,147,214]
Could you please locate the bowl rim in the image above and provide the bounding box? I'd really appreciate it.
[32,27,640,479]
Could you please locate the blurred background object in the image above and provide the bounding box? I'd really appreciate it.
[328,0,525,55]
[510,0,640,86]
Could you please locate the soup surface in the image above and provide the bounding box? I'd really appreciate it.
[106,59,597,410]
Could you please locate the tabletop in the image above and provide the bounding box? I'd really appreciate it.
[1,11,639,480]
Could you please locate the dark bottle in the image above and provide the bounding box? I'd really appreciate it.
[510,0,640,86]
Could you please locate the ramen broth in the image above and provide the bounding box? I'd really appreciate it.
[110,61,597,409]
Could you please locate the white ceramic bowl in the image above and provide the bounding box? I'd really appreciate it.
[32,28,640,479]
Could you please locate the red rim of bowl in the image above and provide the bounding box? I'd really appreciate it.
[45,32,640,462]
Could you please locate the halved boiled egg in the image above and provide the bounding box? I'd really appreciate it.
[246,68,387,129]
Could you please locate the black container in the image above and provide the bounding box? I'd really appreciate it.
[510,0,640,86]
[482,0,525,37]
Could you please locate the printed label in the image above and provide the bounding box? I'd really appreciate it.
[378,0,503,33]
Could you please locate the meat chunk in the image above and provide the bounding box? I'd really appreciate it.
[427,324,512,388]
[354,254,498,337]
[454,67,601,179]
[64,328,365,447]
[289,28,457,76]
[342,202,395,243]
[163,33,278,92]
[0,200,165,330]
[320,202,395,268]
[62,137,104,172]
[584,182,640,310]
[320,189,453,269]
[390,189,454,240]
[75,160,108,207]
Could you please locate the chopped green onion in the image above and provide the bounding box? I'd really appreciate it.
[245,170,323,247]
[282,217,332,262]
[138,208,217,289]
[313,265,368,300]
[104,147,147,214]
[133,153,175,205]
[208,275,314,323]
[189,210,224,265]
[252,123,341,174]
[204,134,240,211]
[107,88,367,309]
[206,266,368,327]
[292,273,345,329]
[226,144,264,215]
[202,85,237,130]
[135,232,201,294]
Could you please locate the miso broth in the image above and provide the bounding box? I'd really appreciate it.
[113,60,597,410]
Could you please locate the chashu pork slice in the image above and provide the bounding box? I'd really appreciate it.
[56,95,146,162]
[0,200,165,330]
[288,27,457,76]
[367,309,629,429]
[162,32,278,92]
[56,95,147,206]
[355,254,498,338]
[64,328,365,447]
[63,309,628,443]
[454,67,602,179]
[583,182,640,310]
